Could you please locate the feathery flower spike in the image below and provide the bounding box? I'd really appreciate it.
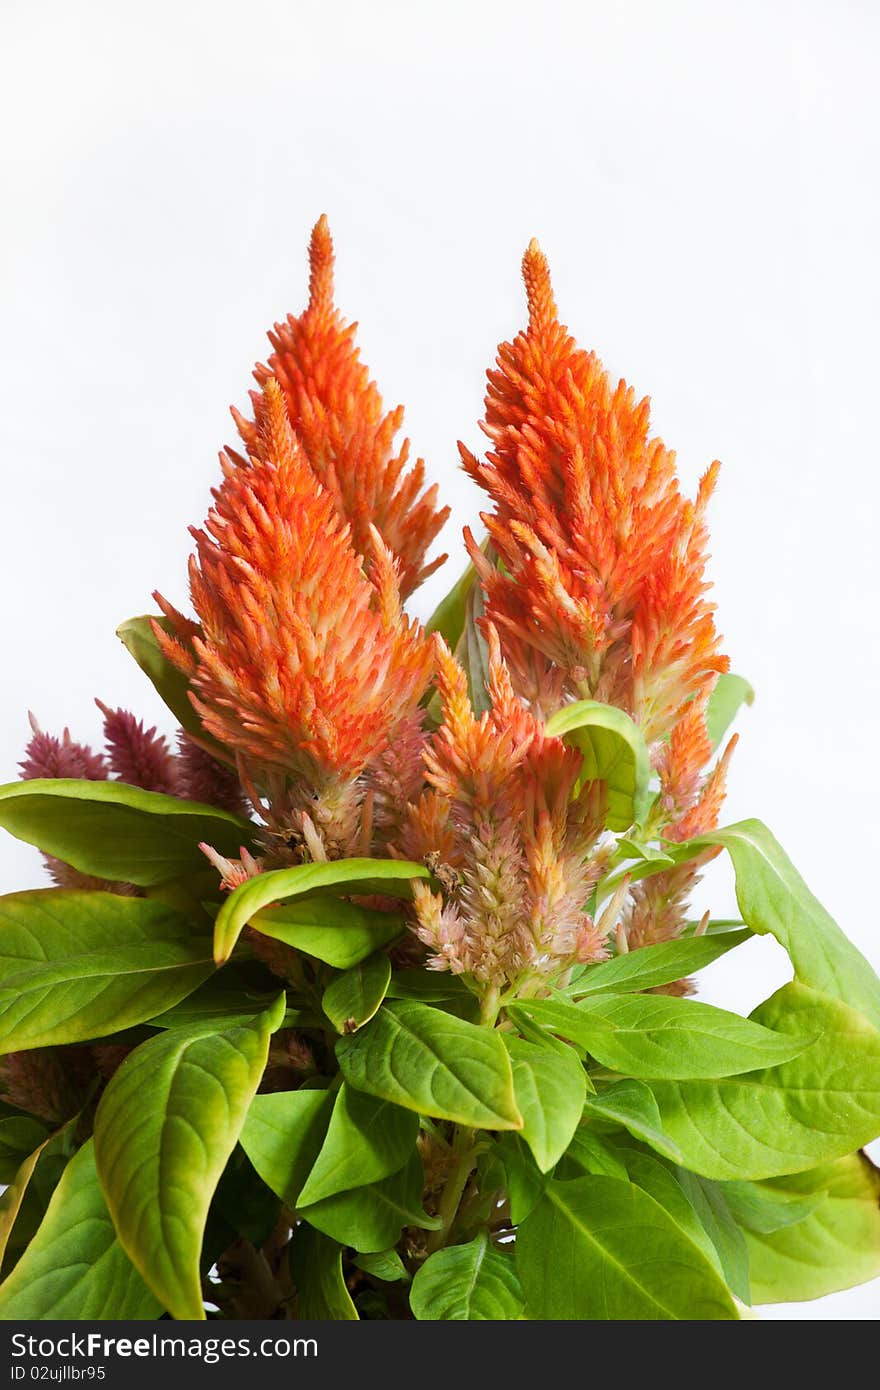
[154,378,433,858]
[233,216,449,597]
[96,701,178,795]
[461,239,728,738]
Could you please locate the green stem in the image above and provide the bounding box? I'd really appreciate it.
[425,1127,476,1254]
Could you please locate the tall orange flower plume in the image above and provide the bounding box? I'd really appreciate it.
[401,627,613,993]
[154,378,433,858]
[461,239,728,741]
[232,216,449,598]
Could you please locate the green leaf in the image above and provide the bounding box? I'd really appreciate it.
[289,1224,358,1320]
[496,1134,547,1223]
[336,1000,522,1130]
[545,700,652,831]
[619,1148,725,1278]
[249,902,403,971]
[93,995,285,1320]
[424,558,478,646]
[0,1141,163,1320]
[564,929,752,998]
[733,1154,880,1303]
[503,1035,585,1172]
[562,1129,629,1181]
[213,857,429,964]
[509,992,809,1079]
[693,820,880,1031]
[0,779,253,887]
[0,1116,49,1185]
[353,1248,410,1282]
[239,1089,335,1207]
[675,1168,751,1304]
[583,1080,682,1163]
[385,972,470,1002]
[705,673,754,749]
[0,1126,59,1266]
[0,890,216,1053]
[718,1181,823,1235]
[410,1232,524,1320]
[645,982,880,1179]
[298,1086,419,1206]
[517,1176,740,1319]
[323,952,391,1034]
[116,614,226,756]
[301,1150,439,1251]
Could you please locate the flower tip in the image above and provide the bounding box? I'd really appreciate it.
[308,214,335,313]
[521,237,557,329]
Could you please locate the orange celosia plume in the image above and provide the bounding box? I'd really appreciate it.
[461,239,728,741]
[403,627,612,990]
[233,216,449,598]
[154,378,433,854]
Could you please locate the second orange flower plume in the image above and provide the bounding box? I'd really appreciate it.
[154,217,735,992]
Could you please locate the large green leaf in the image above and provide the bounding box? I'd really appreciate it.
[213,858,429,964]
[503,1035,585,1172]
[675,1168,750,1304]
[116,614,226,756]
[0,890,215,1053]
[322,952,391,1033]
[0,779,253,887]
[583,1079,682,1163]
[300,1150,439,1251]
[645,983,880,1179]
[618,1148,726,1278]
[545,700,651,831]
[0,1141,163,1320]
[564,929,751,998]
[297,1086,419,1206]
[733,1154,880,1303]
[410,1232,524,1320]
[705,673,754,749]
[251,901,404,970]
[517,1176,739,1319]
[289,1224,358,1320]
[509,992,809,1079]
[336,1000,522,1130]
[692,820,880,1030]
[239,1089,335,1208]
[93,995,285,1320]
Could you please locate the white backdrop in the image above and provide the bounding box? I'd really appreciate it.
[2,0,878,1320]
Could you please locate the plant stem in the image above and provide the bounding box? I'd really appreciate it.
[425,1127,476,1254]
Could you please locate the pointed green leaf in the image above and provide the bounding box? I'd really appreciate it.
[517,1176,740,1319]
[0,779,253,887]
[239,1089,335,1208]
[545,700,651,831]
[561,1129,629,1181]
[503,1035,585,1172]
[705,673,754,749]
[251,901,403,971]
[424,558,478,646]
[645,983,880,1179]
[734,1154,880,1303]
[410,1232,524,1320]
[619,1148,726,1280]
[213,858,428,965]
[354,1248,409,1282]
[289,1225,358,1320]
[0,890,216,1053]
[565,929,751,998]
[298,1086,419,1206]
[0,1141,162,1320]
[322,952,391,1034]
[583,1079,682,1163]
[675,1168,751,1304]
[93,995,285,1320]
[509,992,809,1079]
[301,1150,438,1251]
[116,614,227,756]
[336,1000,522,1130]
[693,820,880,1030]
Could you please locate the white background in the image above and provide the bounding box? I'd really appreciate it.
[2,0,878,1319]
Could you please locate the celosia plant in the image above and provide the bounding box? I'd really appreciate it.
[1,219,879,1322]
